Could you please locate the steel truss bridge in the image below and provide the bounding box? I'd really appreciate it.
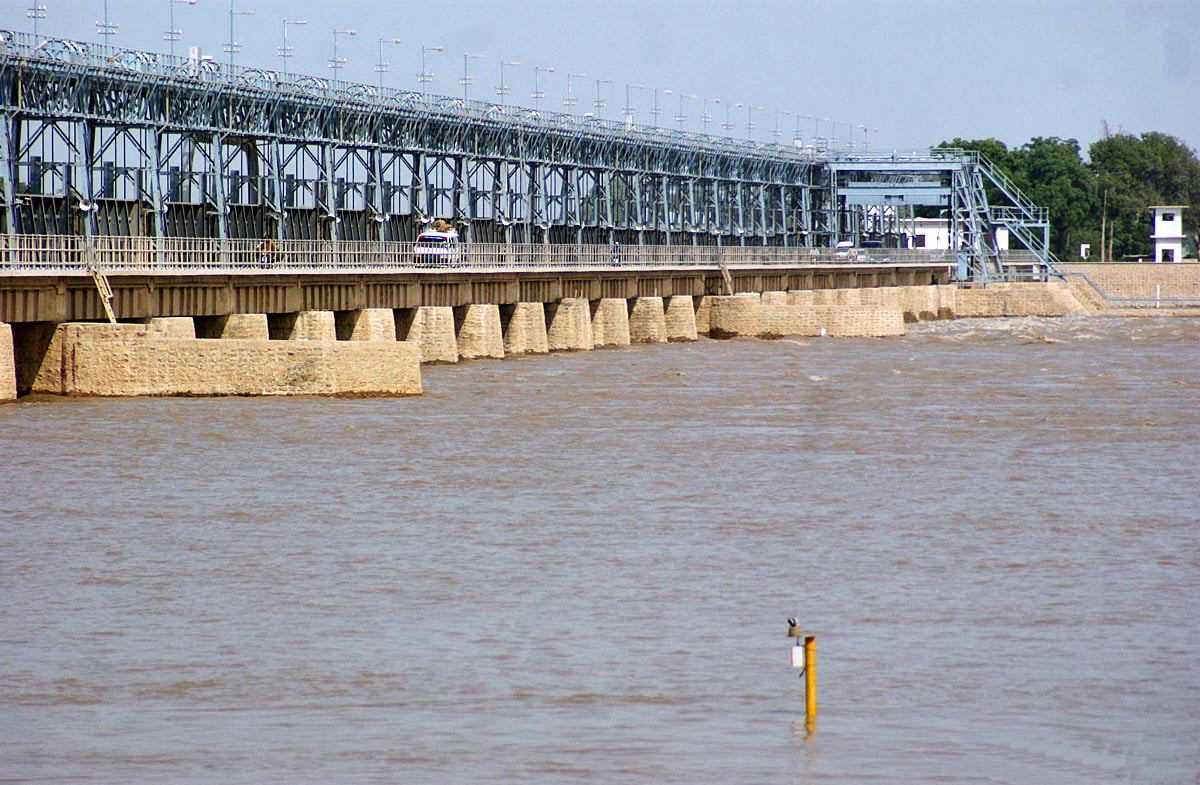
[0,30,1059,282]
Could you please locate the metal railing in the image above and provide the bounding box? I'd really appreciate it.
[0,234,956,274]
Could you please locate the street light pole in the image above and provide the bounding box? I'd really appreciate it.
[723,101,740,135]
[279,19,308,76]
[225,0,254,70]
[375,37,402,91]
[27,2,46,40]
[593,78,612,117]
[651,88,672,127]
[773,109,792,144]
[165,0,196,60]
[418,45,443,96]
[97,0,119,43]
[563,72,586,110]
[676,93,696,131]
[702,97,720,132]
[496,60,520,104]
[532,65,555,110]
[460,52,484,103]
[746,104,764,141]
[329,28,357,82]
[623,83,643,126]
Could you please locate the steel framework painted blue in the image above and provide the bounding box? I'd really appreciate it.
[0,31,1057,281]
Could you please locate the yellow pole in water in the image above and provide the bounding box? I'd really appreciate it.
[804,635,817,720]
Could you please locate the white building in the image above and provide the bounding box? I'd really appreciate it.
[1150,206,1186,263]
[907,217,1008,251]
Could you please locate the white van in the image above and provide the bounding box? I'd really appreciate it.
[413,229,462,267]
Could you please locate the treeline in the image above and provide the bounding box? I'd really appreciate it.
[937,132,1200,261]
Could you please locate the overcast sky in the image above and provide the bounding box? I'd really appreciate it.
[3,0,1196,155]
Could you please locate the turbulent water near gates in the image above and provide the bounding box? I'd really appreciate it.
[1,316,1197,785]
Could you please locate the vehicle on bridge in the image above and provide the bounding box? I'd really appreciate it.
[413,224,462,267]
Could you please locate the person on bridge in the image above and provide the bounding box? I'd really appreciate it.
[611,240,621,266]
[257,233,276,268]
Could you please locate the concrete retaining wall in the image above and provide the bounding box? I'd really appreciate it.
[30,323,421,397]
[1062,262,1200,299]
[955,282,1091,317]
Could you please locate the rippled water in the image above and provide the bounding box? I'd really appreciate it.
[1,316,1197,784]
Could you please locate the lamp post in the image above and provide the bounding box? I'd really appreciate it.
[794,114,806,147]
[97,0,119,42]
[278,19,307,75]
[460,52,484,103]
[773,109,792,144]
[623,83,643,126]
[418,45,443,95]
[745,104,764,141]
[27,2,46,40]
[676,93,696,131]
[496,60,520,104]
[651,88,672,127]
[723,101,741,134]
[702,97,720,132]
[165,0,196,59]
[593,78,612,117]
[224,0,254,70]
[858,125,878,150]
[532,65,555,110]
[329,28,357,82]
[374,37,402,91]
[563,72,586,109]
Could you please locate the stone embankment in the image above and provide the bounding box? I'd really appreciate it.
[0,280,1117,402]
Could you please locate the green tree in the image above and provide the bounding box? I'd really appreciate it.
[1090,132,1200,260]
[1009,137,1097,258]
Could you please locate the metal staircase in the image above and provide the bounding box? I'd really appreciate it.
[972,152,1064,281]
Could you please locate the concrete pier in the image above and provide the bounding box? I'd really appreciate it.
[501,303,550,356]
[694,296,714,336]
[398,306,459,364]
[1,323,15,401]
[664,295,698,342]
[29,323,421,396]
[546,298,594,351]
[270,310,336,341]
[336,308,397,341]
[455,304,505,360]
[590,298,632,348]
[628,296,668,344]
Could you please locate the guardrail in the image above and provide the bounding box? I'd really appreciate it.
[0,235,957,274]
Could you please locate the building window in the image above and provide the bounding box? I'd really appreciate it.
[1163,248,1175,262]
[913,235,926,248]
[1163,212,1176,222]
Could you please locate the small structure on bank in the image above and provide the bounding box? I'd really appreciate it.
[1150,206,1186,263]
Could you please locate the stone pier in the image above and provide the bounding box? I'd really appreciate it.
[628,296,668,344]
[397,306,459,363]
[28,323,421,397]
[694,295,714,336]
[590,298,631,348]
[501,303,550,356]
[336,308,397,341]
[1,322,16,401]
[146,317,196,339]
[197,313,269,340]
[955,282,1091,317]
[546,298,594,351]
[708,294,905,339]
[454,304,505,360]
[708,293,762,338]
[269,310,336,341]
[664,295,698,342]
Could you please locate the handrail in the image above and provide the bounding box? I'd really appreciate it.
[0,234,958,274]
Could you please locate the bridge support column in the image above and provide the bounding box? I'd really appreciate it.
[590,298,631,348]
[336,309,397,341]
[546,298,593,352]
[694,295,714,336]
[500,303,549,356]
[1,323,15,401]
[664,296,698,342]
[146,317,196,340]
[937,285,957,320]
[628,296,667,344]
[269,310,337,341]
[397,307,459,364]
[454,304,505,360]
[196,314,270,340]
[707,293,762,339]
